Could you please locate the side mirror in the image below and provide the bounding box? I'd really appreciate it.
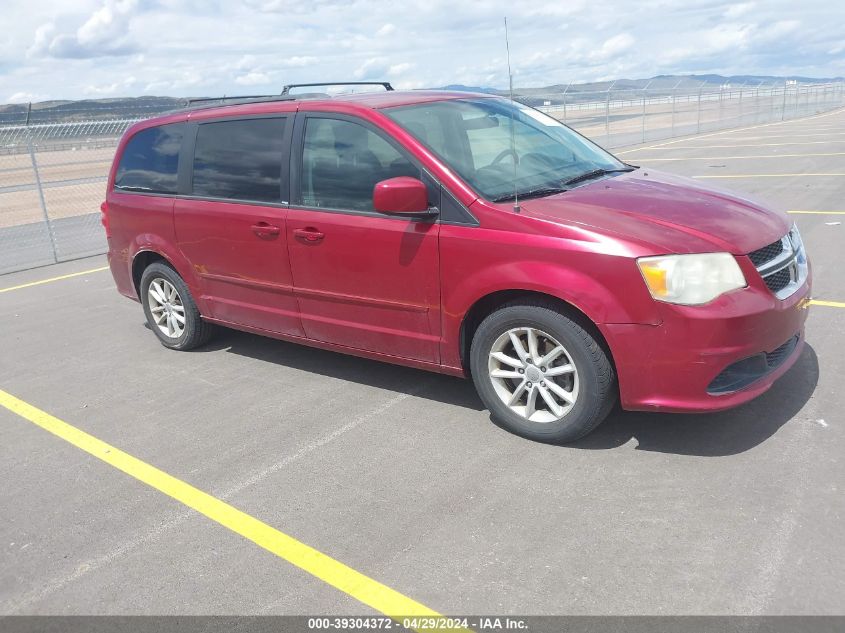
[373,177,432,215]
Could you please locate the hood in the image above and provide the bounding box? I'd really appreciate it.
[517,169,790,255]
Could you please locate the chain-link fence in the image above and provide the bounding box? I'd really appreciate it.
[1,81,844,275]
[0,100,179,275]
[528,80,845,149]
[0,118,141,273]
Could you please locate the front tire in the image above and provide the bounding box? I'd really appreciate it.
[140,262,214,350]
[470,301,616,443]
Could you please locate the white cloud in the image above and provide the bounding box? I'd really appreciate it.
[590,33,635,62]
[3,0,844,102]
[283,56,319,67]
[235,71,271,86]
[28,0,140,59]
[354,57,389,79]
[724,2,755,19]
[83,76,137,95]
[6,91,41,103]
[387,62,412,76]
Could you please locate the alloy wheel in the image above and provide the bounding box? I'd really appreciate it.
[487,327,579,423]
[147,278,186,339]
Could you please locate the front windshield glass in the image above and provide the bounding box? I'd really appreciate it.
[385,98,628,202]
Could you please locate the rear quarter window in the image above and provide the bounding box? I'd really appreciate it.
[191,117,286,202]
[115,123,183,194]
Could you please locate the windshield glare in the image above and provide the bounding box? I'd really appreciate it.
[385,98,626,201]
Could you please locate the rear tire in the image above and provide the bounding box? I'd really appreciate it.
[470,300,616,443]
[140,262,214,350]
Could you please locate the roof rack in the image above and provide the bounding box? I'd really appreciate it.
[184,95,298,106]
[281,82,394,95]
[170,95,300,114]
[165,83,394,116]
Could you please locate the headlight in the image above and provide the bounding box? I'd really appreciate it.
[789,223,808,266]
[637,253,746,305]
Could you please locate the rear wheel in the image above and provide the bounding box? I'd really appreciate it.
[140,262,214,350]
[470,301,616,443]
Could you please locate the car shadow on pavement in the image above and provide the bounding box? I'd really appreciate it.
[200,328,487,412]
[203,327,819,458]
[570,343,820,456]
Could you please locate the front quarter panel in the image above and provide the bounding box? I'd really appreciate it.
[439,215,661,369]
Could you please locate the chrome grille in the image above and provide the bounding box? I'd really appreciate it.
[748,240,784,267]
[748,226,808,300]
[763,267,791,294]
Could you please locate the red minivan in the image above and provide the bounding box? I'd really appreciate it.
[104,83,811,442]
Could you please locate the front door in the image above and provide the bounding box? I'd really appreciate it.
[174,115,303,336]
[286,114,441,363]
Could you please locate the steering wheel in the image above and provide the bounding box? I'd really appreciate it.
[521,152,562,168]
[491,148,519,165]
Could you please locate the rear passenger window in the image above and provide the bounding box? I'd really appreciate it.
[301,118,420,211]
[115,124,183,194]
[192,118,285,202]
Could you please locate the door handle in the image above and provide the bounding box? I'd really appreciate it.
[293,227,325,243]
[251,222,281,238]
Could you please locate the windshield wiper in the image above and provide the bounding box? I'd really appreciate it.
[492,186,569,203]
[561,166,636,187]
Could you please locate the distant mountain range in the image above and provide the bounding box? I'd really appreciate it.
[2,74,842,124]
[441,73,845,96]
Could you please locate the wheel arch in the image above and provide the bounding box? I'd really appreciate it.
[131,250,171,299]
[458,289,617,376]
[130,247,208,313]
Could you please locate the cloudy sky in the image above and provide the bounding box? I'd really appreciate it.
[1,0,843,103]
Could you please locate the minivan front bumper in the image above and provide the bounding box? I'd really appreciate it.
[603,266,811,413]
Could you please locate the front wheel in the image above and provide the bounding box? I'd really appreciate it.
[140,262,214,350]
[470,302,616,443]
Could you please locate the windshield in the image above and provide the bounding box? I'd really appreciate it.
[385,98,628,202]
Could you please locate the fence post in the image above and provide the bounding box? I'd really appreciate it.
[641,90,646,143]
[717,86,721,124]
[669,79,681,137]
[696,87,702,133]
[562,82,571,124]
[671,89,676,136]
[26,105,59,264]
[605,80,616,144]
[737,81,747,124]
[781,82,788,121]
[769,84,775,119]
[640,79,653,143]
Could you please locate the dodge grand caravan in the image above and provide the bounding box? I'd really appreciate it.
[104,82,811,443]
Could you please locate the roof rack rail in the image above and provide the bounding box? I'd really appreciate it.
[170,95,300,114]
[186,95,276,105]
[281,82,394,95]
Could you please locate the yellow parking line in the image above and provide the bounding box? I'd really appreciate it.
[0,266,109,294]
[0,389,443,624]
[641,152,845,162]
[626,141,845,151]
[691,132,845,142]
[810,300,845,308]
[693,173,845,179]
[788,210,845,215]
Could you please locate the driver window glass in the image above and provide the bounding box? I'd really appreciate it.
[301,118,420,211]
